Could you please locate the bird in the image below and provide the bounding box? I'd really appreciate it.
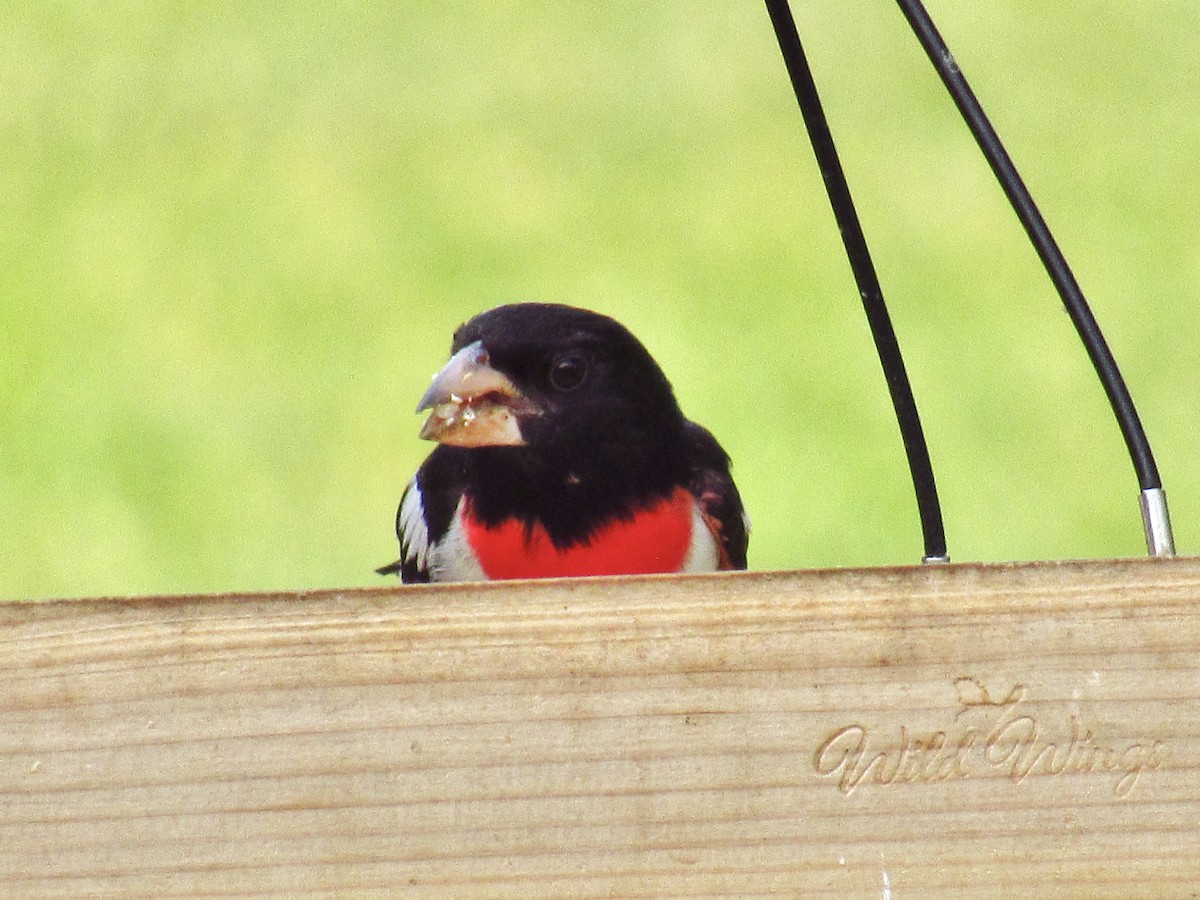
[378,302,748,583]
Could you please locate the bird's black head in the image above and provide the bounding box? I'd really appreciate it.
[416,303,689,527]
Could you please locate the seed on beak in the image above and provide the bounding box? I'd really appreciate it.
[415,341,537,447]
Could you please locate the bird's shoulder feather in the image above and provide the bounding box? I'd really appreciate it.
[683,421,749,570]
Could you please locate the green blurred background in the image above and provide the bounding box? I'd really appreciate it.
[3,3,1197,600]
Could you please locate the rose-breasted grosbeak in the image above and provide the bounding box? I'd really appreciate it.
[378,303,748,582]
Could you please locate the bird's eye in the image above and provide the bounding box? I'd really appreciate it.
[548,353,590,392]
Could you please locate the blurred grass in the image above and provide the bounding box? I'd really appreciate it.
[2,2,1198,599]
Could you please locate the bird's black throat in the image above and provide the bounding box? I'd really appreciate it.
[454,423,688,549]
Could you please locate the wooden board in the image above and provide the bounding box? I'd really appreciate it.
[2,557,1199,896]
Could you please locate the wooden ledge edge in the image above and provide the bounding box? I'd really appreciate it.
[5,554,1198,610]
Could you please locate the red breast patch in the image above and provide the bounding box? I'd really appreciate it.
[463,487,694,579]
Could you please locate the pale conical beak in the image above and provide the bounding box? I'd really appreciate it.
[416,340,535,447]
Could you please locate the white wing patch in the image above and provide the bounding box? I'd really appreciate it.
[680,498,720,573]
[400,487,487,582]
[398,481,430,574]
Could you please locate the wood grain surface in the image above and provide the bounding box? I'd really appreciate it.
[2,558,1198,897]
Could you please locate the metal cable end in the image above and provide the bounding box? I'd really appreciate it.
[1140,487,1176,558]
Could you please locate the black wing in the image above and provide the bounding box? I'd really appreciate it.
[683,420,749,570]
[377,447,469,583]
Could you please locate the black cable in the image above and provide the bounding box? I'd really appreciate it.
[764,0,948,562]
[894,0,1163,493]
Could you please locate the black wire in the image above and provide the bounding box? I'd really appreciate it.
[764,0,948,562]
[894,0,1163,492]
